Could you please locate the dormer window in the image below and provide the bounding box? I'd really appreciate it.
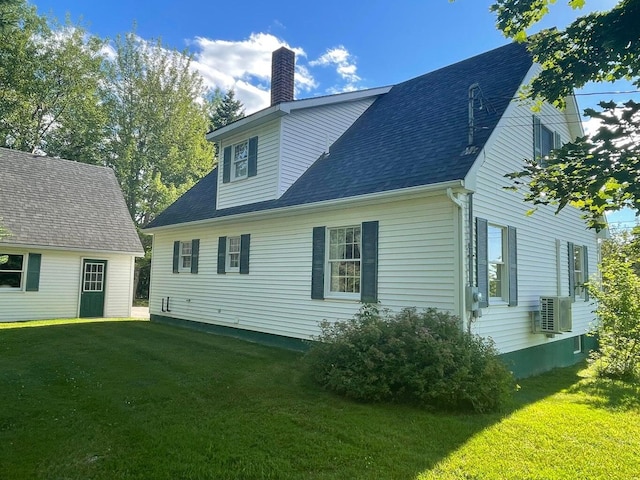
[233,141,249,180]
[222,136,258,183]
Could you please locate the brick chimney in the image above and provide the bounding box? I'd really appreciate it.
[271,47,295,105]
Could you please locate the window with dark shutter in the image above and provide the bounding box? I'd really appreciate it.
[476,217,489,308]
[311,226,326,299]
[248,136,258,177]
[508,226,517,306]
[217,237,227,274]
[173,241,180,273]
[190,239,200,274]
[222,146,231,183]
[25,253,41,292]
[361,221,378,303]
[240,234,250,274]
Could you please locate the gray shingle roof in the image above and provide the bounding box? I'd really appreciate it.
[0,148,143,254]
[147,43,532,230]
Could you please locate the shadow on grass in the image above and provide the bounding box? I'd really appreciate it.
[0,319,592,480]
[564,374,640,412]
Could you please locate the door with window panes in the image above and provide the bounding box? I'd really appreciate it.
[80,259,107,317]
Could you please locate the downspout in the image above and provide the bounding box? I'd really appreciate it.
[446,188,466,331]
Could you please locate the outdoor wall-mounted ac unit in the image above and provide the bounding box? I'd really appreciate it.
[532,296,572,334]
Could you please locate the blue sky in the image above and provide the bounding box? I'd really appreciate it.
[29,0,637,228]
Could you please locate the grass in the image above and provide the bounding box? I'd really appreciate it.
[1,319,639,479]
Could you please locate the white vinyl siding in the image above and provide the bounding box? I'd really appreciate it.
[0,248,136,322]
[217,120,280,209]
[470,67,598,354]
[149,194,458,340]
[279,98,376,196]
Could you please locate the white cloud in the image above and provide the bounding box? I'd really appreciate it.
[309,46,361,90]
[189,33,317,113]
[188,37,363,112]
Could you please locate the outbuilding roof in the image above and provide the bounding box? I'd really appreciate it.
[147,42,533,230]
[0,148,144,254]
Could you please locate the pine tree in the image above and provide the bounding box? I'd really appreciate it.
[207,88,245,131]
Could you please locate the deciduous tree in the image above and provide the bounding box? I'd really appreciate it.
[491,0,640,229]
[0,2,106,157]
[103,33,215,227]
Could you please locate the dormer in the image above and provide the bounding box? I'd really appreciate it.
[207,48,390,210]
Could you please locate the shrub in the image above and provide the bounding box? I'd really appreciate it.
[588,256,640,381]
[304,304,515,413]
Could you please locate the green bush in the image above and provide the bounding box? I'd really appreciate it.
[304,304,515,413]
[588,256,640,381]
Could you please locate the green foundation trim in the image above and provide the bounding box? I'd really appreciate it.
[150,314,311,352]
[501,334,599,379]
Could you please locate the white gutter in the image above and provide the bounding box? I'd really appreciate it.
[447,187,467,330]
[145,179,468,233]
[0,241,144,257]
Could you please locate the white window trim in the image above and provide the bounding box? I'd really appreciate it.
[226,236,241,273]
[488,224,509,305]
[324,225,361,300]
[231,140,249,182]
[573,335,583,354]
[178,241,192,273]
[0,252,26,292]
[573,244,586,299]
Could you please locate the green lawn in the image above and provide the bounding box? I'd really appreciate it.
[1,319,639,479]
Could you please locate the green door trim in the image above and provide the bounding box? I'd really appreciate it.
[79,259,107,317]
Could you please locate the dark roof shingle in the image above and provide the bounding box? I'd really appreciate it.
[147,43,532,229]
[0,148,143,254]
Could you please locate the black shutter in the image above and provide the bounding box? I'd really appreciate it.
[476,217,489,308]
[240,234,250,274]
[222,146,231,183]
[311,226,325,299]
[361,221,379,303]
[508,226,518,306]
[248,136,258,177]
[25,253,42,292]
[173,241,180,273]
[568,242,575,301]
[583,245,589,301]
[190,239,200,274]
[533,115,541,160]
[217,236,227,274]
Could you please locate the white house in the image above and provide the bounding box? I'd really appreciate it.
[0,148,144,321]
[144,44,602,377]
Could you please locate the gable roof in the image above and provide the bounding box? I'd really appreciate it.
[147,43,533,230]
[0,148,143,254]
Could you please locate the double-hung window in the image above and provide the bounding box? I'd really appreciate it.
[222,137,258,183]
[172,239,200,274]
[568,242,589,301]
[533,115,562,165]
[180,241,192,272]
[488,225,507,301]
[476,218,517,307]
[327,225,361,296]
[217,234,250,274]
[311,221,378,302]
[226,236,241,272]
[0,253,24,289]
[232,141,248,181]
